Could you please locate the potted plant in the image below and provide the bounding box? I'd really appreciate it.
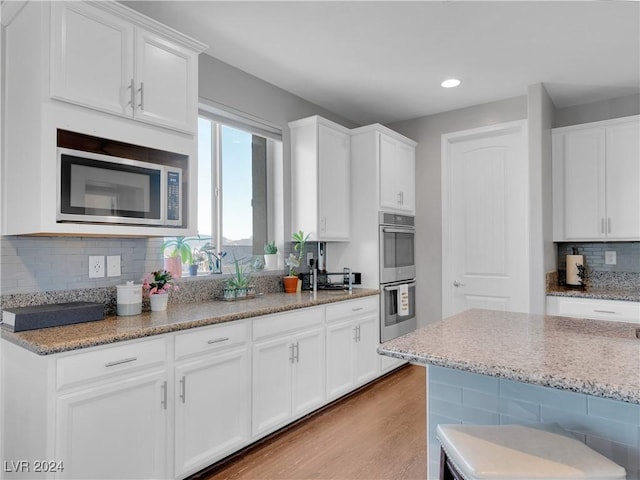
[188,248,206,276]
[263,241,278,270]
[161,236,193,278]
[223,254,254,299]
[283,230,310,293]
[142,270,178,311]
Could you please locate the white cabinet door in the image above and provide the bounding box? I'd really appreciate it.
[326,319,357,400]
[252,336,293,437]
[292,327,325,416]
[606,121,640,240]
[174,347,250,478]
[556,127,606,240]
[380,134,401,211]
[552,116,640,241]
[50,2,199,133]
[51,2,134,117]
[290,116,351,241]
[56,370,168,479]
[354,314,379,385]
[318,124,350,239]
[134,28,198,133]
[379,133,415,214]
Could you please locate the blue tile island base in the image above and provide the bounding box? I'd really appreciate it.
[428,365,639,480]
[377,309,640,480]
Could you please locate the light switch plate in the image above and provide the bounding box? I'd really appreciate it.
[89,256,105,278]
[107,255,121,277]
[605,251,617,265]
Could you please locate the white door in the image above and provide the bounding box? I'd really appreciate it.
[605,121,640,240]
[325,319,356,400]
[318,124,350,239]
[251,336,293,437]
[135,28,197,133]
[292,327,325,417]
[56,370,167,479]
[379,134,401,211]
[354,314,379,385]
[174,347,250,478]
[442,121,530,318]
[51,2,134,116]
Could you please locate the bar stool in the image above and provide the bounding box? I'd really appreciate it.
[436,424,626,480]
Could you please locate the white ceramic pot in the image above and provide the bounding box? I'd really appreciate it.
[264,254,278,270]
[149,293,169,312]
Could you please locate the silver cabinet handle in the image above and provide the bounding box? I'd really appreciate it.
[161,381,167,410]
[128,78,135,110]
[207,337,230,345]
[179,375,186,403]
[356,325,361,342]
[105,357,137,368]
[294,341,300,363]
[138,82,144,110]
[352,307,364,312]
[593,309,617,314]
[453,281,465,287]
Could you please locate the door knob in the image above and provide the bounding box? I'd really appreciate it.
[453,280,465,287]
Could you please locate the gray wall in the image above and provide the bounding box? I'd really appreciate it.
[554,93,640,128]
[0,54,357,296]
[388,96,528,328]
[527,83,557,314]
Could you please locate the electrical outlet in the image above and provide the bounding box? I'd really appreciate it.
[107,255,121,277]
[605,251,617,265]
[307,252,314,266]
[89,256,105,278]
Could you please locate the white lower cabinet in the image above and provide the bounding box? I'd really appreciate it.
[56,369,169,479]
[2,296,386,480]
[546,296,640,323]
[326,297,379,401]
[173,321,251,479]
[252,309,325,437]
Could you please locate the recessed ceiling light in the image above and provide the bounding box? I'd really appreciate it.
[441,78,461,88]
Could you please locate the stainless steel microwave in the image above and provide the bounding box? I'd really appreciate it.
[57,148,182,227]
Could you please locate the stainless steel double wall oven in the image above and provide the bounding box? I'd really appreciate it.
[378,212,417,342]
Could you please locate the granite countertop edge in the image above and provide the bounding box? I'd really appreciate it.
[546,286,640,302]
[377,347,638,404]
[2,289,379,355]
[377,309,640,405]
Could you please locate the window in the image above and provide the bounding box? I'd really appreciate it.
[197,112,282,270]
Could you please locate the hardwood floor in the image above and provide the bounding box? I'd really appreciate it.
[194,365,426,480]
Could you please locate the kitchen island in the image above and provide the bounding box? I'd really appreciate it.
[378,309,640,479]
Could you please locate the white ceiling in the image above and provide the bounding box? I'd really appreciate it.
[122,1,640,125]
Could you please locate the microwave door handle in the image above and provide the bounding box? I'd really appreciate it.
[383,282,416,292]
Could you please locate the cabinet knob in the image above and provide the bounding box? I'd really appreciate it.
[453,280,465,287]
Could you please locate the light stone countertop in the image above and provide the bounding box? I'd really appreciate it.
[2,289,379,355]
[378,309,640,404]
[546,284,640,302]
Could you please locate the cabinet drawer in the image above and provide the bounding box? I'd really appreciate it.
[326,296,378,324]
[56,337,167,389]
[546,296,640,323]
[253,307,324,341]
[174,320,249,360]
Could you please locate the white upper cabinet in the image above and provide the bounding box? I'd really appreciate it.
[379,133,416,213]
[290,116,351,241]
[2,1,205,236]
[51,2,202,133]
[553,115,640,241]
[351,125,417,216]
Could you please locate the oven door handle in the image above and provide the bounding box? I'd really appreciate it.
[383,282,416,291]
[382,227,415,234]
